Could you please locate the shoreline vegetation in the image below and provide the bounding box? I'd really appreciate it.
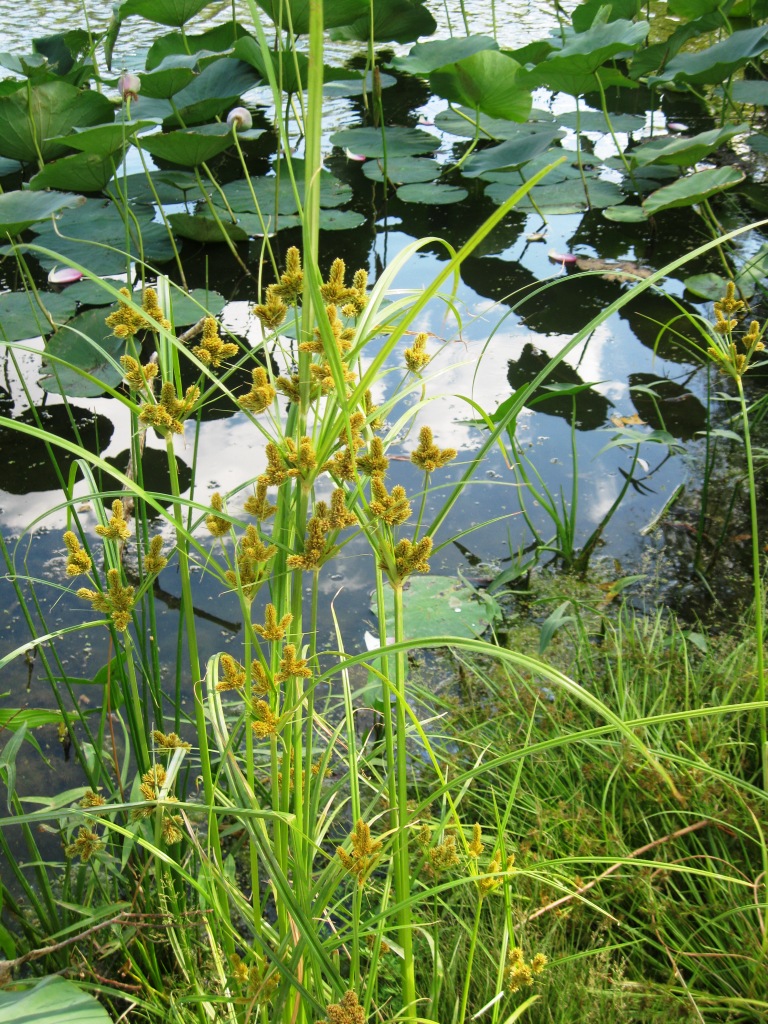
[1,0,768,1021]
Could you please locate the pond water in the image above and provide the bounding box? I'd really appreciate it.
[0,0,764,791]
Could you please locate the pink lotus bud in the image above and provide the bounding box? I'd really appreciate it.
[48,266,84,286]
[118,72,141,103]
[344,148,366,162]
[227,106,253,131]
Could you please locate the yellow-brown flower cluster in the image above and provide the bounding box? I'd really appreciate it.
[505,947,547,993]
[192,317,239,368]
[321,990,366,1024]
[337,820,382,887]
[139,381,200,436]
[65,826,104,862]
[404,332,430,373]
[63,531,92,576]
[77,568,134,631]
[223,524,277,600]
[410,426,456,473]
[95,499,131,542]
[120,354,158,392]
[238,367,276,414]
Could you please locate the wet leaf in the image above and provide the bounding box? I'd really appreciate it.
[396,182,467,204]
[118,0,213,27]
[682,273,729,300]
[0,81,115,162]
[430,49,532,122]
[362,156,440,183]
[463,126,562,176]
[631,123,749,168]
[602,204,648,222]
[650,25,768,86]
[319,208,367,230]
[29,151,121,192]
[40,308,126,397]
[391,34,498,75]
[0,189,84,235]
[330,126,439,158]
[168,211,250,242]
[0,290,78,341]
[642,166,744,215]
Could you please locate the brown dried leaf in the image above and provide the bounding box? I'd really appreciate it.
[575,257,652,283]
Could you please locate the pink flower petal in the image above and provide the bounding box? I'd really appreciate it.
[48,266,84,285]
[547,250,578,265]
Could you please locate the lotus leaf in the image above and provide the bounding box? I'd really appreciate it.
[629,11,723,79]
[168,211,251,242]
[486,177,625,212]
[64,279,122,306]
[729,81,768,105]
[462,127,562,177]
[747,134,768,154]
[330,126,439,158]
[139,123,261,167]
[319,208,367,230]
[0,290,78,341]
[363,157,440,183]
[683,273,734,300]
[602,205,648,222]
[524,18,649,95]
[434,105,555,141]
[323,70,397,98]
[0,976,113,1024]
[29,151,122,192]
[330,0,437,44]
[0,189,84,235]
[396,183,467,204]
[642,167,744,215]
[378,574,500,642]
[139,54,199,98]
[40,308,126,397]
[118,0,213,27]
[254,0,368,34]
[572,0,642,31]
[391,34,498,75]
[168,288,226,325]
[430,50,532,122]
[47,119,158,156]
[146,22,250,68]
[631,123,749,168]
[122,169,199,205]
[0,81,115,162]
[557,110,646,134]
[649,26,768,86]
[233,37,309,94]
[33,29,94,78]
[161,58,260,126]
[0,52,50,78]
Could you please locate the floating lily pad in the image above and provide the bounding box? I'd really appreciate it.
[377,574,501,643]
[632,123,749,168]
[487,177,625,212]
[168,211,250,242]
[643,166,744,215]
[40,307,126,397]
[29,151,122,192]
[396,182,467,204]
[319,208,367,230]
[391,34,499,75]
[602,204,648,222]
[557,110,647,134]
[0,81,115,162]
[362,156,440,184]
[434,105,554,140]
[330,126,439,158]
[219,174,299,216]
[168,287,226,325]
[323,70,397,98]
[463,127,563,177]
[122,169,199,205]
[140,123,261,166]
[430,50,531,122]
[682,273,730,300]
[64,278,123,306]
[0,189,84,235]
[118,0,214,27]
[0,290,78,341]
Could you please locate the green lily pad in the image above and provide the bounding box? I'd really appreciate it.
[463,127,562,177]
[0,975,113,1024]
[557,110,647,134]
[122,169,199,204]
[146,22,249,68]
[391,34,499,75]
[255,0,368,35]
[168,287,226,325]
[363,157,440,184]
[330,126,439,158]
[232,36,308,93]
[0,189,84,235]
[682,273,730,300]
[602,204,648,222]
[729,80,768,105]
[323,70,397,98]
[168,211,250,242]
[162,58,260,126]
[140,123,260,166]
[29,151,122,192]
[47,119,158,156]
[319,208,367,230]
[642,166,744,215]
[139,54,199,98]
[430,49,532,122]
[747,134,768,154]
[487,177,625,212]
[434,105,555,140]
[64,278,122,306]
[396,182,467,204]
[650,26,768,86]
[118,0,213,27]
[0,290,78,341]
[631,123,749,168]
[40,307,126,397]
[0,81,115,163]
[377,574,501,643]
[524,18,649,95]
[219,174,299,216]
[330,0,436,44]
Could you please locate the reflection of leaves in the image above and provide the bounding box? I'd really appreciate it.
[574,256,652,282]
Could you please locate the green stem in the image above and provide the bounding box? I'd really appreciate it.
[736,376,767,792]
[458,897,483,1024]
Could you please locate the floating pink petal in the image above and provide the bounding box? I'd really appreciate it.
[344,148,366,162]
[548,250,578,265]
[48,266,84,285]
